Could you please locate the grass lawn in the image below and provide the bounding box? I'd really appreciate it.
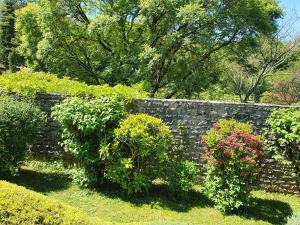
[2,162,299,225]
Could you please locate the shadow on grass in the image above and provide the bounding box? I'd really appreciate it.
[237,197,293,225]
[97,182,294,224]
[0,168,72,193]
[1,168,294,224]
[95,181,212,212]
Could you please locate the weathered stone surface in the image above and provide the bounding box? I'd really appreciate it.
[30,94,300,194]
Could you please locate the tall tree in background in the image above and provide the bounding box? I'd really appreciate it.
[0,0,25,72]
[224,28,300,103]
[16,0,282,97]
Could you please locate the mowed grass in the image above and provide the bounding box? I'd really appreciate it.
[2,162,299,225]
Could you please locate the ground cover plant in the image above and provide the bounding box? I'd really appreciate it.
[201,119,264,213]
[0,96,46,175]
[1,161,298,225]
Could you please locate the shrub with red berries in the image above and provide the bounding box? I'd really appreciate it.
[201,119,264,213]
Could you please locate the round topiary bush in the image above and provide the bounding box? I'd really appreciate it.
[0,181,102,225]
[201,119,264,213]
[106,114,172,194]
[0,96,47,175]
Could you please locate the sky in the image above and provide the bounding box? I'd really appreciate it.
[280,0,300,37]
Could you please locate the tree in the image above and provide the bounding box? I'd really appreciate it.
[16,0,282,97]
[0,0,25,72]
[261,59,300,104]
[223,19,300,103]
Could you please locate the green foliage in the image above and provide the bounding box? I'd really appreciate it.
[107,114,172,194]
[165,121,199,193]
[23,160,70,174]
[202,119,253,148]
[0,96,46,175]
[166,160,199,193]
[265,108,300,190]
[15,0,282,97]
[0,69,148,103]
[261,62,300,105]
[196,85,241,102]
[52,97,126,187]
[201,119,264,213]
[0,0,24,72]
[0,181,99,225]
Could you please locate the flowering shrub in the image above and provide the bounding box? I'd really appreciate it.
[106,114,172,194]
[265,109,300,191]
[201,119,264,213]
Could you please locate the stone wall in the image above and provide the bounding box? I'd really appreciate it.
[29,94,66,160]
[130,99,300,194]
[30,94,300,194]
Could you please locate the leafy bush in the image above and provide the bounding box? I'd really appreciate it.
[265,108,300,190]
[0,181,101,225]
[0,96,46,175]
[0,68,148,103]
[166,160,199,193]
[201,119,264,213]
[166,121,199,193]
[52,97,126,187]
[106,114,172,194]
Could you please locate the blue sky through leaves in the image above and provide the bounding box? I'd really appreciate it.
[280,0,300,37]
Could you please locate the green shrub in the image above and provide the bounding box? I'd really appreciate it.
[201,119,264,213]
[0,181,101,225]
[0,96,46,175]
[0,68,148,103]
[166,160,199,193]
[106,114,172,194]
[52,97,126,187]
[265,108,300,190]
[166,121,199,193]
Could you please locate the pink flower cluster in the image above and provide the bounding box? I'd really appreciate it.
[202,123,263,168]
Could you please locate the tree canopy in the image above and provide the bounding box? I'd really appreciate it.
[15,0,282,97]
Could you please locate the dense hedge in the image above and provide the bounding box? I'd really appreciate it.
[0,69,148,103]
[0,181,104,225]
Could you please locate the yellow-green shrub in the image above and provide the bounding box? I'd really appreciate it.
[0,68,148,103]
[0,181,101,225]
[106,114,172,194]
